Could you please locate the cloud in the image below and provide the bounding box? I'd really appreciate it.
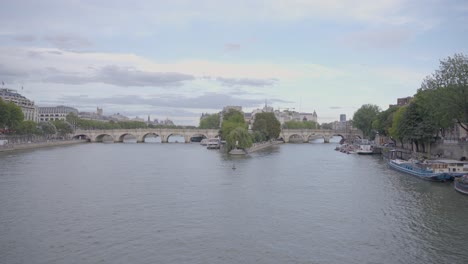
[57,92,292,110]
[43,65,195,87]
[216,77,278,87]
[342,27,413,49]
[13,35,36,42]
[44,34,92,49]
[0,64,29,82]
[224,43,241,52]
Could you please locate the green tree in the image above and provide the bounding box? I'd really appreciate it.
[372,106,399,136]
[353,104,380,138]
[220,109,246,140]
[53,120,74,136]
[226,127,253,151]
[15,121,40,135]
[252,112,281,140]
[283,120,318,129]
[199,113,220,129]
[0,99,24,130]
[420,53,468,132]
[38,122,57,137]
[389,106,407,147]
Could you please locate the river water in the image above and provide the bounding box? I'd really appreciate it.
[1,140,467,264]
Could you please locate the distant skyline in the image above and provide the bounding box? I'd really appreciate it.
[1,0,468,125]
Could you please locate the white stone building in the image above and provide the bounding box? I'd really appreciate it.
[0,88,38,122]
[38,105,78,122]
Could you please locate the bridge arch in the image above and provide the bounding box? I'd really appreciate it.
[141,133,161,143]
[73,134,91,141]
[118,133,137,143]
[167,133,186,143]
[95,134,114,143]
[190,133,208,143]
[288,134,304,143]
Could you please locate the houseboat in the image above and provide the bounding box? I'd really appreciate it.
[387,150,452,182]
[454,175,468,195]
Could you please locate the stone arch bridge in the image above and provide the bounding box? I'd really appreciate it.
[280,129,363,143]
[73,128,362,143]
[74,128,219,143]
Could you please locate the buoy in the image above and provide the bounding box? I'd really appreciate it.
[232,164,236,170]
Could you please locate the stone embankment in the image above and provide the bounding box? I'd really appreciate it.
[229,140,283,155]
[0,139,87,152]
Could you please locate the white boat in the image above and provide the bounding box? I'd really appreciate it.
[207,138,220,149]
[200,138,208,146]
[424,159,468,177]
[356,144,373,155]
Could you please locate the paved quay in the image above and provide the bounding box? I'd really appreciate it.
[0,139,87,152]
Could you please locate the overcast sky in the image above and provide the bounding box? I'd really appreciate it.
[1,0,467,125]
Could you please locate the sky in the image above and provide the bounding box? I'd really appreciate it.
[1,0,468,125]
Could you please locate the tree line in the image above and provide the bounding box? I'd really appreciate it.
[352,53,468,153]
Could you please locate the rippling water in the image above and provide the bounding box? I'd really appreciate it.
[1,141,467,264]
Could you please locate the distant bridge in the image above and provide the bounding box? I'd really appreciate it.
[280,129,362,143]
[73,128,363,143]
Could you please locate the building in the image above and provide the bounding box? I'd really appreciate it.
[109,113,129,122]
[0,88,38,122]
[340,114,346,122]
[38,105,78,122]
[389,96,413,108]
[397,97,412,106]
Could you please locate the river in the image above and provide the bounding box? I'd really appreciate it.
[1,139,467,264]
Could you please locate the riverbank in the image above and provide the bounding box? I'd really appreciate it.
[0,139,87,152]
[228,140,283,155]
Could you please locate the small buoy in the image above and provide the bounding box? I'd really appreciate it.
[232,164,236,170]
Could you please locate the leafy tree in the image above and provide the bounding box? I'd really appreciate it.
[252,112,281,140]
[352,104,380,138]
[38,122,57,137]
[14,121,40,135]
[0,99,24,130]
[283,120,318,129]
[53,120,74,136]
[419,53,468,132]
[251,131,266,143]
[372,106,399,136]
[226,127,253,151]
[220,109,246,140]
[199,113,220,129]
[320,122,333,129]
[389,106,407,147]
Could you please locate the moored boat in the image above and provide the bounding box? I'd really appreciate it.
[356,144,373,155]
[424,159,468,177]
[388,158,453,182]
[454,175,468,195]
[207,138,221,149]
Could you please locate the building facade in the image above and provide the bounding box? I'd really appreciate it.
[38,105,78,122]
[0,88,38,122]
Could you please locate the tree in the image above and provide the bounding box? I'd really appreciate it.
[0,99,24,130]
[199,113,220,129]
[220,109,246,140]
[252,112,281,140]
[15,121,40,135]
[372,106,399,136]
[353,104,380,138]
[38,122,57,137]
[420,53,468,132]
[283,120,318,129]
[389,106,407,147]
[226,127,253,151]
[53,120,74,136]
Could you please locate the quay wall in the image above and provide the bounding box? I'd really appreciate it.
[0,139,87,152]
[246,140,283,154]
